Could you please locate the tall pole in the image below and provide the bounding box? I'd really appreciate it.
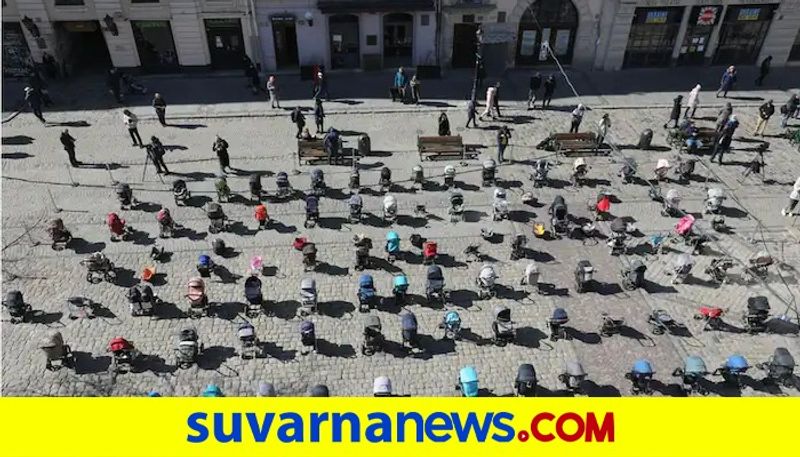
[470,26,483,103]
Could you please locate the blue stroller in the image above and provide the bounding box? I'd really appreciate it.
[440,310,462,340]
[626,359,654,395]
[401,312,419,350]
[672,356,709,395]
[548,308,570,341]
[393,274,409,304]
[426,265,446,304]
[457,366,479,397]
[714,354,749,388]
[357,274,377,312]
[300,320,316,355]
[386,231,400,263]
[305,196,319,228]
[197,254,215,278]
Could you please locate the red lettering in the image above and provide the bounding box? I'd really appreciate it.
[555,413,584,442]
[530,412,615,443]
[585,412,615,442]
[530,412,555,442]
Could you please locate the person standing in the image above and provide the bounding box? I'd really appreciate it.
[147,136,170,174]
[596,113,611,146]
[753,100,774,136]
[314,98,325,134]
[123,109,143,147]
[496,126,511,163]
[684,84,701,118]
[466,99,478,128]
[213,135,231,173]
[787,94,800,121]
[755,56,772,86]
[527,72,542,110]
[476,61,486,95]
[409,74,421,104]
[60,129,79,167]
[716,66,737,98]
[107,68,122,103]
[542,75,556,109]
[291,106,306,139]
[314,70,330,100]
[492,82,502,118]
[570,104,585,133]
[266,75,280,108]
[152,93,167,126]
[438,112,451,136]
[664,95,683,129]
[479,85,497,120]
[393,67,406,102]
[24,86,46,123]
[710,131,732,164]
[715,102,733,133]
[782,177,800,216]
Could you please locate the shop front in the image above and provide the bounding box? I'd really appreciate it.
[623,7,684,68]
[515,0,578,66]
[131,21,178,73]
[713,4,777,65]
[204,18,245,70]
[677,5,722,66]
[2,22,31,77]
[329,14,359,69]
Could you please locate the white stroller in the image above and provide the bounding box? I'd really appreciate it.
[521,262,541,296]
[572,158,589,187]
[492,188,509,221]
[477,264,498,299]
[705,188,725,214]
[299,278,318,316]
[383,195,398,223]
[237,322,260,359]
[661,189,681,217]
[672,253,694,284]
[655,158,671,181]
[449,192,465,223]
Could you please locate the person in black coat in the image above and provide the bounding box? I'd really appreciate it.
[60,129,79,167]
[152,93,167,126]
[314,99,325,134]
[213,135,231,173]
[147,136,170,174]
[755,56,772,87]
[542,75,556,109]
[24,87,46,123]
[528,72,542,110]
[291,107,306,139]
[466,99,478,129]
[438,112,451,136]
[664,95,683,129]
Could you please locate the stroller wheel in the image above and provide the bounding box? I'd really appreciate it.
[651,325,664,335]
[208,225,219,234]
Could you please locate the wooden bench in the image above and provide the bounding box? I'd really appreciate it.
[671,127,717,153]
[418,135,465,161]
[297,139,329,165]
[543,132,606,156]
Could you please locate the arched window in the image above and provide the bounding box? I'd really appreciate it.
[516,0,578,66]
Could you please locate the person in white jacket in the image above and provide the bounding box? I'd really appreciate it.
[684,84,700,119]
[123,109,142,147]
[479,86,497,120]
[596,113,611,146]
[782,177,800,216]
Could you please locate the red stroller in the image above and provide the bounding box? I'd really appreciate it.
[107,212,130,241]
[423,241,438,265]
[595,193,611,221]
[108,337,137,373]
[156,208,174,238]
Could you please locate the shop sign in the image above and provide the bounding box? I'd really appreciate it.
[737,7,761,21]
[645,10,669,24]
[696,6,720,25]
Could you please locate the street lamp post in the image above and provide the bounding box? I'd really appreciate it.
[470,26,484,103]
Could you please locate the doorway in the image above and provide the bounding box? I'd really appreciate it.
[452,23,479,68]
[204,18,245,70]
[54,21,112,74]
[714,4,777,65]
[330,15,359,69]
[383,13,413,69]
[515,0,578,66]
[131,20,178,73]
[272,16,299,69]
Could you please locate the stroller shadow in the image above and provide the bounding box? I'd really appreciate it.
[593,281,623,296]
[538,283,569,296]
[321,300,355,318]
[515,326,548,349]
[371,258,403,274]
[642,280,678,294]
[417,334,456,356]
[70,238,106,254]
[582,381,623,397]
[620,325,657,347]
[318,217,349,230]
[567,328,602,344]
[186,195,213,208]
[270,221,298,234]
[270,300,299,320]
[462,210,486,223]
[448,289,478,309]
[650,380,687,397]
[29,311,64,326]
[129,229,156,246]
[134,201,161,213]
[136,354,176,375]
[767,318,800,336]
[197,345,236,371]
[260,341,297,361]
[72,351,111,375]
[317,262,349,276]
[213,301,243,320]
[497,285,528,301]
[154,301,186,320]
[228,221,259,237]
[397,215,428,228]
[177,227,207,241]
[437,254,467,269]
[317,339,357,358]
[213,265,242,285]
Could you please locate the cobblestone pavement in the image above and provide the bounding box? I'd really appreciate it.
[3,81,800,397]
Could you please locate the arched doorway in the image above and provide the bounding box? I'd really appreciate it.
[330,14,359,69]
[515,0,578,66]
[384,13,413,68]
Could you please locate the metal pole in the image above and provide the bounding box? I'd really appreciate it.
[141,154,149,182]
[47,188,61,213]
[106,163,116,185]
[471,28,483,103]
[66,164,78,187]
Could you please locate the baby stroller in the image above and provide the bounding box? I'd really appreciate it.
[705,188,725,214]
[759,347,795,388]
[109,337,138,374]
[350,169,361,192]
[443,165,456,189]
[299,278,318,316]
[695,306,725,331]
[521,262,541,296]
[423,240,438,265]
[196,254,216,278]
[548,308,570,341]
[275,172,293,200]
[599,313,625,337]
[510,234,527,261]
[574,260,594,293]
[215,176,231,203]
[238,322,259,359]
[186,277,209,318]
[40,331,74,371]
[449,191,465,223]
[706,257,734,284]
[532,159,550,188]
[594,191,612,221]
[302,242,317,272]
[608,217,627,255]
[310,168,325,196]
[107,212,132,241]
[661,189,681,217]
[156,208,174,238]
[672,253,694,284]
[249,173,263,202]
[348,194,363,223]
[127,284,160,316]
[482,159,496,187]
[745,251,773,282]
[172,179,190,206]
[300,321,317,354]
[743,296,770,333]
[401,312,419,350]
[672,356,709,396]
[3,290,31,324]
[357,274,377,312]
[491,305,515,346]
[393,274,409,304]
[81,253,117,284]
[619,158,637,184]
[361,315,384,356]
[626,359,654,395]
[714,354,749,388]
[254,204,270,230]
[383,195,398,223]
[621,259,646,290]
[514,364,537,397]
[426,265,446,304]
[654,158,670,181]
[308,385,329,397]
[456,366,479,397]
[205,202,228,234]
[386,231,400,263]
[674,215,706,255]
[373,376,393,397]
[492,188,509,221]
[244,276,263,317]
[175,328,202,369]
[48,218,72,250]
[559,362,588,394]
[477,264,498,299]
[648,309,681,335]
[211,238,226,256]
[675,157,696,183]
[379,167,392,193]
[440,310,462,340]
[572,158,589,187]
[411,165,424,191]
[353,234,372,270]
[115,182,135,210]
[550,196,569,238]
[305,196,320,228]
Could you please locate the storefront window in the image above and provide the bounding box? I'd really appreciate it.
[131,21,178,72]
[678,5,721,66]
[714,4,777,65]
[515,0,578,66]
[623,7,684,68]
[2,22,31,77]
[789,28,800,61]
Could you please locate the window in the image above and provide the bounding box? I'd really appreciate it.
[497,12,506,23]
[54,0,85,5]
[790,29,800,61]
[421,14,430,26]
[463,15,475,23]
[366,34,377,46]
[623,7,684,68]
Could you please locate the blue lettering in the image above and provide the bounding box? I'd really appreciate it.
[278,413,304,442]
[310,412,329,443]
[186,412,208,443]
[213,413,241,443]
[491,412,515,442]
[246,413,275,442]
[397,412,424,442]
[425,412,453,443]
[451,412,493,442]
[365,413,392,443]
[332,412,360,442]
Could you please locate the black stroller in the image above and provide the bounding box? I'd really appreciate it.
[249,173,263,202]
[574,260,594,293]
[411,165,424,190]
[305,196,320,228]
[619,158,637,184]
[310,168,325,196]
[759,347,795,388]
[532,159,550,188]
[514,364,537,397]
[205,202,228,234]
[237,322,259,359]
[115,182,135,210]
[379,167,392,193]
[300,320,317,355]
[172,179,190,206]
[2,290,31,324]
[48,218,72,250]
[621,259,646,290]
[705,257,734,284]
[426,265,447,305]
[491,306,515,346]
[401,312,419,350]
[354,234,372,270]
[558,361,588,394]
[244,276,263,318]
[275,172,293,200]
[648,309,682,335]
[449,191,464,223]
[350,169,361,192]
[675,157,696,184]
[482,159,496,187]
[599,313,625,337]
[745,251,773,282]
[510,235,527,261]
[127,284,160,316]
[743,296,770,333]
[80,253,117,284]
[40,331,74,371]
[548,308,570,341]
[175,328,202,369]
[302,243,318,272]
[608,217,627,255]
[550,196,569,238]
[349,194,363,223]
[362,315,384,356]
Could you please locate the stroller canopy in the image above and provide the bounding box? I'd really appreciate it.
[306,196,319,212]
[610,217,626,234]
[726,355,749,371]
[237,323,255,339]
[675,253,694,268]
[551,196,567,218]
[300,320,315,335]
[172,179,186,191]
[524,263,539,280]
[302,243,317,256]
[450,192,464,205]
[300,278,317,292]
[494,305,511,322]
[480,264,497,280]
[516,364,536,383]
[665,189,680,202]
[551,307,569,323]
[386,231,399,242]
[201,384,223,397]
[311,168,323,182]
[427,265,444,281]
[772,348,795,369]
[40,331,64,349]
[188,277,205,290]
[109,337,133,353]
[249,173,262,188]
[460,366,478,384]
[244,276,262,298]
[707,188,725,200]
[483,159,496,170]
[380,167,391,179]
[444,165,455,177]
[675,215,695,235]
[4,290,23,308]
[309,385,329,397]
[383,195,397,209]
[198,254,211,267]
[205,202,223,218]
[393,274,409,288]
[180,328,198,342]
[684,356,707,375]
[445,310,461,327]
[257,382,276,397]
[493,188,506,200]
[535,159,549,170]
[576,260,594,274]
[630,259,647,273]
[364,315,382,331]
[633,359,654,375]
[656,158,670,170]
[402,312,418,331]
[565,361,587,377]
[276,172,289,184]
[349,194,363,207]
[573,157,587,171]
[359,274,375,289]
[373,376,392,395]
[747,296,770,313]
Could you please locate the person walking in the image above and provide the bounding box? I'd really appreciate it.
[684,84,701,118]
[410,74,421,104]
[755,55,772,86]
[570,104,586,133]
[291,106,306,139]
[716,66,737,98]
[787,94,800,121]
[28,70,52,106]
[393,67,406,102]
[152,93,167,126]
[107,68,122,103]
[466,99,478,128]
[527,72,542,110]
[24,86,46,123]
[314,70,330,100]
[753,100,775,136]
[60,129,79,167]
[147,136,170,174]
[213,135,231,173]
[497,126,511,163]
[710,132,732,164]
[266,75,280,108]
[782,177,800,216]
[438,112,451,136]
[479,85,497,120]
[123,109,143,147]
[715,102,733,133]
[664,95,683,128]
[596,113,611,147]
[542,74,556,109]
[492,82,502,118]
[314,98,325,134]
